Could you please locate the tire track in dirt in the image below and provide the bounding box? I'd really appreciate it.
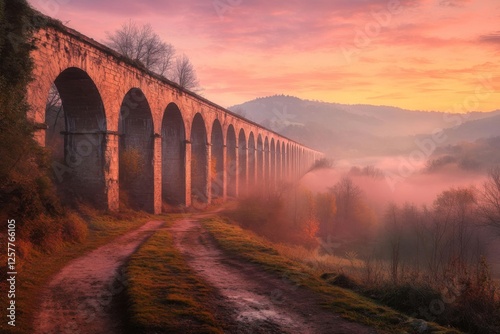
[33,220,164,334]
[171,218,376,334]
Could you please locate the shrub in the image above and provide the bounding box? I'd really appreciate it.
[365,283,442,316]
[228,189,322,248]
[0,0,49,219]
[321,272,360,290]
[63,212,89,243]
[230,194,280,230]
[447,257,500,333]
[119,148,144,183]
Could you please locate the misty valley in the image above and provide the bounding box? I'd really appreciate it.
[3,2,500,333]
[227,95,500,333]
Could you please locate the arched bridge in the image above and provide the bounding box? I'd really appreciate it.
[26,18,323,214]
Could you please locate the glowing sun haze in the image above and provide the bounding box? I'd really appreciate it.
[29,0,500,112]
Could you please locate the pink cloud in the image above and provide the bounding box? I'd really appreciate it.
[27,0,500,111]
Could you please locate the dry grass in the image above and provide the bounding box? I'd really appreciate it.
[203,216,460,334]
[221,218,500,334]
[124,217,224,333]
[264,237,500,333]
[274,242,365,275]
[0,208,154,334]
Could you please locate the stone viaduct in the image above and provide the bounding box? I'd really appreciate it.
[26,18,323,214]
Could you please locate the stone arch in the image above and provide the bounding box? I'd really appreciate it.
[45,67,107,207]
[271,138,276,185]
[191,113,208,203]
[248,132,256,187]
[298,147,304,175]
[162,102,186,206]
[257,134,264,183]
[293,145,297,177]
[295,146,299,176]
[275,140,280,182]
[301,147,305,174]
[238,129,247,194]
[118,88,154,212]
[264,136,270,184]
[281,142,285,181]
[226,125,237,197]
[295,146,299,177]
[297,147,300,175]
[211,119,224,199]
[288,143,293,179]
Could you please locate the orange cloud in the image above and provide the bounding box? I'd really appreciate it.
[28,0,500,111]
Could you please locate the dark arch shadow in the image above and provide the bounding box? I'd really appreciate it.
[238,129,247,194]
[211,119,224,199]
[257,134,264,184]
[45,67,107,208]
[248,132,256,186]
[287,143,291,180]
[276,140,282,182]
[270,138,276,187]
[281,142,286,181]
[162,103,186,207]
[226,125,237,197]
[191,113,208,203]
[264,136,270,184]
[119,88,154,212]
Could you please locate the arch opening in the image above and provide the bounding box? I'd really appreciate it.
[45,67,107,208]
[119,88,154,212]
[257,135,263,184]
[287,143,291,181]
[162,103,186,206]
[238,129,247,194]
[271,139,276,187]
[211,119,224,199]
[264,137,270,185]
[248,132,256,187]
[281,142,285,181]
[191,114,208,203]
[226,125,237,197]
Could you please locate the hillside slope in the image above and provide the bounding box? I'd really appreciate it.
[230,95,500,159]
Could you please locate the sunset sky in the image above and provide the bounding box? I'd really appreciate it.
[28,0,500,112]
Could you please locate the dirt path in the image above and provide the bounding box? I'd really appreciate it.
[171,218,377,334]
[33,220,164,334]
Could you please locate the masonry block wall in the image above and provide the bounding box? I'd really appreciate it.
[27,21,323,214]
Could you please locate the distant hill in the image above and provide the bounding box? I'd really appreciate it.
[425,136,500,173]
[229,95,500,159]
[438,114,500,144]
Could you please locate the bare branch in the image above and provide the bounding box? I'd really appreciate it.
[479,166,500,235]
[172,54,200,90]
[105,20,175,77]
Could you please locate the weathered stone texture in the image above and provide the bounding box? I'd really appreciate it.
[27,24,323,213]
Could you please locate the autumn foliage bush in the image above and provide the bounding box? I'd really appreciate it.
[230,177,500,333]
[119,148,144,184]
[228,187,333,248]
[0,1,90,264]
